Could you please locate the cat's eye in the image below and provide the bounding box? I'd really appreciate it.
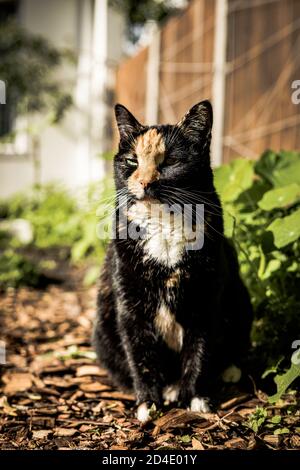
[125,157,138,168]
[164,156,181,166]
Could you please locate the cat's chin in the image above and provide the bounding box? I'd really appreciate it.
[137,194,160,204]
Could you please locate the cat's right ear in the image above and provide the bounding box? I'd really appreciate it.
[114,104,144,140]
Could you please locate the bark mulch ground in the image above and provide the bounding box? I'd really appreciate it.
[0,280,299,450]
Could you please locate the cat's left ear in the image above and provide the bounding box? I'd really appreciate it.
[177,100,213,143]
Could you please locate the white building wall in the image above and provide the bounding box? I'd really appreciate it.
[0,0,124,198]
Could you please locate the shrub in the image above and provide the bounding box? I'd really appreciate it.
[214,150,300,396]
[0,180,114,289]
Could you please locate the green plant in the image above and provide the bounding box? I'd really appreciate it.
[109,0,187,43]
[214,150,300,398]
[0,247,41,288]
[0,20,73,135]
[0,179,114,289]
[247,407,268,433]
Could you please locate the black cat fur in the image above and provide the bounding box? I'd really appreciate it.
[93,101,253,422]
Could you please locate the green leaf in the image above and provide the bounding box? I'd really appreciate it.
[247,407,268,433]
[258,183,300,210]
[180,435,191,443]
[267,208,300,248]
[223,209,235,238]
[268,359,300,403]
[260,259,281,280]
[255,150,300,187]
[262,358,283,379]
[273,427,290,435]
[254,150,278,184]
[214,159,254,202]
[270,415,281,424]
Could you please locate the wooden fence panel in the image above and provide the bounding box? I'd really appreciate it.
[115,46,148,123]
[159,0,215,123]
[223,0,300,162]
[114,0,300,163]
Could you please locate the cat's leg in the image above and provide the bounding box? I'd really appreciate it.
[118,314,165,423]
[178,329,212,413]
[93,262,132,390]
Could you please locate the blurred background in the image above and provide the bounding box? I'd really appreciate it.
[1,0,300,197]
[0,0,300,401]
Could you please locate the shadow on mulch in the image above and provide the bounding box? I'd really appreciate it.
[0,272,299,450]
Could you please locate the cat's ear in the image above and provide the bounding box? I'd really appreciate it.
[177,100,213,143]
[115,104,144,140]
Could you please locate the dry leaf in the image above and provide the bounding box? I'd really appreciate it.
[192,437,204,450]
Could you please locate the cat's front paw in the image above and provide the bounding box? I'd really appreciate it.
[136,402,151,423]
[136,402,158,423]
[189,396,211,413]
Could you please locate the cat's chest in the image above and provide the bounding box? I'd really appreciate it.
[155,268,184,352]
[127,201,187,267]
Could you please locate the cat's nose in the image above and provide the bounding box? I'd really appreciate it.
[137,178,151,189]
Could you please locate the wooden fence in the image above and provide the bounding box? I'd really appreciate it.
[115,0,300,164]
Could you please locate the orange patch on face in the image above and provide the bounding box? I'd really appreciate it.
[128,129,165,196]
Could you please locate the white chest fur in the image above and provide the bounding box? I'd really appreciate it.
[127,201,186,267]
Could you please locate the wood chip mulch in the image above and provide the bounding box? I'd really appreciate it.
[0,283,299,450]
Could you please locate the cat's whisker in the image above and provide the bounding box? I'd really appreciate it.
[160,188,222,217]
[168,192,223,215]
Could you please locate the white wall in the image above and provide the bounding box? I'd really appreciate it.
[0,0,124,198]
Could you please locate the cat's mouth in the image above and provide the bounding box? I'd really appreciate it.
[139,194,159,203]
[128,188,160,204]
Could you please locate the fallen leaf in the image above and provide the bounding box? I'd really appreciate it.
[192,437,204,450]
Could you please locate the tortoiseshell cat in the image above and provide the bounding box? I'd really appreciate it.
[93,101,253,422]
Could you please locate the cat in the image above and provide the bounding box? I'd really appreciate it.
[93,100,253,423]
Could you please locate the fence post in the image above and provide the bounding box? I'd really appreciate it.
[145,24,161,125]
[211,0,228,167]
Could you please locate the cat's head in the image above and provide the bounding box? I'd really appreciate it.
[114,101,213,204]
